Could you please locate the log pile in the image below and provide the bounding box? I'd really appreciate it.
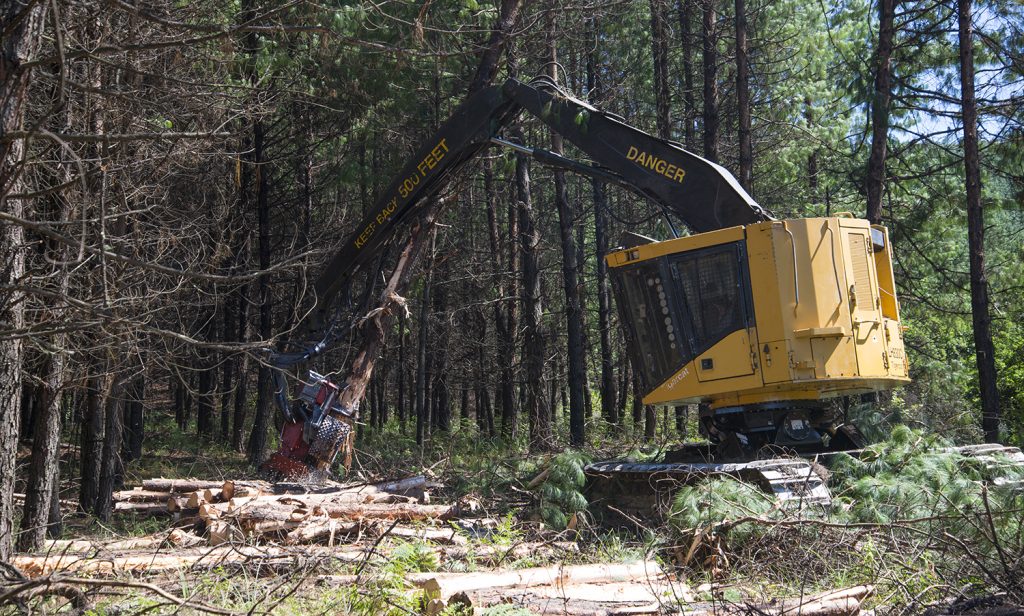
[112,475,454,546]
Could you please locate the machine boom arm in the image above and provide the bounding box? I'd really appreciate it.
[313,78,769,319]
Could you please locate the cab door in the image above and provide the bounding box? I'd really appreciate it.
[840,224,886,376]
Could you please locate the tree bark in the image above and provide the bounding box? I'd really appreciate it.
[702,0,720,162]
[650,0,672,140]
[248,117,272,466]
[95,375,124,520]
[122,369,144,461]
[79,369,105,513]
[518,142,550,450]
[232,285,250,451]
[866,0,894,224]
[18,349,66,551]
[484,159,518,440]
[735,0,752,193]
[415,239,433,445]
[958,0,1000,443]
[678,0,697,150]
[548,11,587,448]
[0,0,49,561]
[587,44,618,426]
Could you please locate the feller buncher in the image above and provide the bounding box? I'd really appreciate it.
[260,77,1022,506]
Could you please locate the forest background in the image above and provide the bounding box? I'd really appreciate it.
[0,0,1022,562]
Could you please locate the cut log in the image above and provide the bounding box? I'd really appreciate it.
[166,497,189,513]
[10,545,368,577]
[412,561,666,602]
[114,501,175,516]
[112,489,177,503]
[141,479,229,493]
[316,502,453,521]
[384,525,467,545]
[284,519,359,545]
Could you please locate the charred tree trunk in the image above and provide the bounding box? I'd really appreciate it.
[702,0,719,162]
[958,0,1000,443]
[734,0,752,193]
[866,0,894,224]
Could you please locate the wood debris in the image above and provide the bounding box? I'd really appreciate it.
[111,475,448,546]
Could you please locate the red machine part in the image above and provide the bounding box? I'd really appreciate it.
[263,419,312,477]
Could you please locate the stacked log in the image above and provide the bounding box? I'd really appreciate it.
[111,476,452,546]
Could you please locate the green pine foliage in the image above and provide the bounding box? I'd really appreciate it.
[537,451,591,530]
[669,476,779,546]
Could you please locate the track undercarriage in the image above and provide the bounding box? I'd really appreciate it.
[584,401,1024,520]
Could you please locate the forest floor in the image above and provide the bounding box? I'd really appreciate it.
[5,420,1023,615]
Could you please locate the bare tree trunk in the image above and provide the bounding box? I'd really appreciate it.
[416,236,433,446]
[650,0,672,140]
[678,0,697,150]
[587,42,618,427]
[397,311,407,425]
[485,159,518,440]
[702,0,720,162]
[232,285,250,451]
[0,0,49,560]
[734,0,752,193]
[518,144,550,450]
[866,0,894,224]
[248,118,272,466]
[95,374,124,520]
[18,349,66,551]
[547,11,587,447]
[122,368,144,461]
[958,0,1000,443]
[79,369,105,513]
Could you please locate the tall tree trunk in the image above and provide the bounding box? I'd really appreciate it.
[734,0,752,193]
[650,0,672,140]
[0,0,49,560]
[484,159,518,440]
[197,350,214,437]
[702,0,720,162]
[232,284,250,451]
[548,12,587,447]
[588,43,618,426]
[397,311,407,425]
[958,0,999,443]
[220,299,235,442]
[248,118,272,466]
[678,0,697,150]
[18,349,66,551]
[866,0,894,224]
[415,236,434,446]
[518,142,550,450]
[79,369,105,513]
[95,374,124,520]
[122,368,144,461]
